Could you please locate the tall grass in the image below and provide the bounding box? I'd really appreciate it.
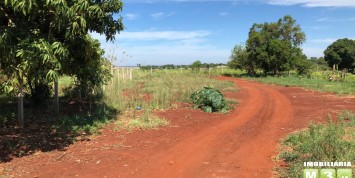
[277,111,355,177]
[104,69,234,111]
[103,69,235,130]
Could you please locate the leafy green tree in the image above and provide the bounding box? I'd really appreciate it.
[244,15,306,75]
[324,38,355,71]
[228,44,250,72]
[1,0,123,95]
[0,0,124,126]
[309,57,329,71]
[190,60,202,70]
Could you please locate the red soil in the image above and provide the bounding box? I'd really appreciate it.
[1,77,355,178]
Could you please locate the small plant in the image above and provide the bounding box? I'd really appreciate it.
[115,110,169,131]
[190,86,228,113]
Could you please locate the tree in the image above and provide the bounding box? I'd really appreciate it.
[244,15,306,75]
[0,0,124,127]
[309,57,329,71]
[190,60,202,70]
[228,44,251,73]
[324,38,355,72]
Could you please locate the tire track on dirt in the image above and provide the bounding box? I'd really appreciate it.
[133,78,293,178]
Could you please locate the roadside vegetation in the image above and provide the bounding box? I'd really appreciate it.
[0,69,236,161]
[276,111,355,178]
[251,72,355,95]
[104,69,236,131]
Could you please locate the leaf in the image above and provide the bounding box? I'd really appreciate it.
[80,17,86,28]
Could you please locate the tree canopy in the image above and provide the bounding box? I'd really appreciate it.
[190,60,202,70]
[0,0,124,102]
[324,38,355,71]
[229,15,310,75]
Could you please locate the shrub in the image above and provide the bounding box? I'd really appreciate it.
[190,86,228,113]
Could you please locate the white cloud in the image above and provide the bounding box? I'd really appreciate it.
[125,13,139,20]
[151,12,165,18]
[266,0,355,7]
[116,44,230,66]
[117,30,211,41]
[316,17,329,22]
[316,17,355,22]
[90,30,229,65]
[219,12,228,16]
[125,0,355,7]
[150,11,176,19]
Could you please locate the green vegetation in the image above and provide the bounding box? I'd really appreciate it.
[104,69,236,130]
[0,0,124,126]
[324,38,355,71]
[251,71,355,95]
[190,87,228,113]
[115,110,169,131]
[228,15,311,75]
[1,69,237,161]
[277,111,355,178]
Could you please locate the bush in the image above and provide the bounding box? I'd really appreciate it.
[190,86,228,113]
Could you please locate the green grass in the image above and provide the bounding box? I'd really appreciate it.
[58,75,74,96]
[115,109,169,131]
[223,69,355,95]
[277,111,355,178]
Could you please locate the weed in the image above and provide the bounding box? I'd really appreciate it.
[115,109,169,131]
[277,111,355,178]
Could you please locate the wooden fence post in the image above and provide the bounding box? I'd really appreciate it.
[129,69,133,80]
[54,80,59,117]
[126,67,129,81]
[117,67,120,83]
[122,67,125,81]
[17,88,24,128]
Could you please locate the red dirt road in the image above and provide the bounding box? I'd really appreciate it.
[1,77,355,178]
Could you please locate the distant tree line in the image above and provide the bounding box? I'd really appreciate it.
[139,62,226,70]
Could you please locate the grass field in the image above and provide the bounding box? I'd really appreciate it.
[104,69,236,131]
[222,69,355,95]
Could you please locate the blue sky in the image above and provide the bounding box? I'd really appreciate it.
[90,0,355,66]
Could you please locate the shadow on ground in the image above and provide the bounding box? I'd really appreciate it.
[0,99,116,163]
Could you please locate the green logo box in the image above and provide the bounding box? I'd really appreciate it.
[303,169,352,178]
[337,169,352,178]
[321,169,336,178]
[304,169,318,178]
